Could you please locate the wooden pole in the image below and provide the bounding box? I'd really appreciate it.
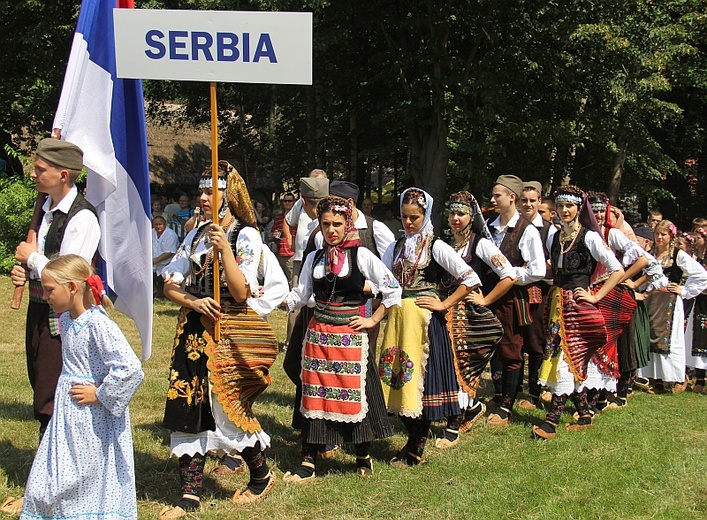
[210,81,220,341]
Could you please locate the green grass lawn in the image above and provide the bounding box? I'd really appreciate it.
[1,275,705,519]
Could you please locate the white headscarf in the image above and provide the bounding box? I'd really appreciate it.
[399,187,435,262]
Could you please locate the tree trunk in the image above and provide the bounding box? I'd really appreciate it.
[407,109,450,230]
[608,140,628,205]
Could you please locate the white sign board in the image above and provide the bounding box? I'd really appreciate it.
[114,9,312,85]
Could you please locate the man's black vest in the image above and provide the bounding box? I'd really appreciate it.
[42,193,98,257]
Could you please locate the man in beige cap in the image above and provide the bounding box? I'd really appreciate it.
[10,138,100,438]
[282,174,330,451]
[518,180,556,410]
[484,175,545,425]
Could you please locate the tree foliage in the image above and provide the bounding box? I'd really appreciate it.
[2,0,705,228]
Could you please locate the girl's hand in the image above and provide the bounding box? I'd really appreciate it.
[622,279,636,290]
[415,295,447,312]
[667,283,683,296]
[466,290,487,307]
[208,224,229,253]
[69,384,99,405]
[349,316,375,331]
[574,287,598,304]
[634,292,647,301]
[190,297,222,320]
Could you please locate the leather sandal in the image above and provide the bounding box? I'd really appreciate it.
[459,402,487,434]
[389,451,425,468]
[486,412,510,426]
[356,456,374,477]
[232,471,277,504]
[211,461,246,477]
[531,422,557,440]
[158,506,189,519]
[282,462,316,484]
[435,436,459,449]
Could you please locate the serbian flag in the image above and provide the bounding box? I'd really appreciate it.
[53,0,153,360]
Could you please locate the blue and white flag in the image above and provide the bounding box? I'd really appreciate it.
[53,0,153,360]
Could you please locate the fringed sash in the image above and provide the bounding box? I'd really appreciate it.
[447,301,502,395]
[204,302,278,434]
[541,287,607,383]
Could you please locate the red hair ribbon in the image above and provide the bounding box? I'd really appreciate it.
[86,274,106,305]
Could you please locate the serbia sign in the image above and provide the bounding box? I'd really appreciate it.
[114,9,312,85]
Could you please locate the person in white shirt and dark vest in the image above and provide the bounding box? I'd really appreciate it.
[11,138,100,438]
[517,181,556,410]
[485,175,545,426]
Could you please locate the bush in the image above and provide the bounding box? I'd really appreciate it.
[0,175,35,273]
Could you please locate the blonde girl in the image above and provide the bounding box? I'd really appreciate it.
[19,254,144,520]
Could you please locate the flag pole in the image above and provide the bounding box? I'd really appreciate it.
[210,81,221,341]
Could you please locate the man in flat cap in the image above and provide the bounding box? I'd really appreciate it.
[484,175,545,425]
[282,173,330,449]
[10,138,100,438]
[517,180,556,410]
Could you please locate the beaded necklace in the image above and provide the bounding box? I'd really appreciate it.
[557,224,581,269]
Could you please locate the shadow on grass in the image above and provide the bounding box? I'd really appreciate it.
[133,448,238,503]
[153,307,181,318]
[0,440,36,488]
[134,421,171,448]
[0,400,33,422]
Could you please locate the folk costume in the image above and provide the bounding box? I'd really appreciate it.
[22,140,100,432]
[21,306,143,520]
[639,229,707,386]
[380,189,480,466]
[686,230,707,384]
[283,197,401,480]
[160,163,279,512]
[486,176,546,424]
[520,209,557,408]
[442,192,514,435]
[534,188,623,439]
[586,195,643,409]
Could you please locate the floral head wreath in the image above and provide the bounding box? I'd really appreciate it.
[668,222,678,237]
[681,232,696,246]
[695,227,707,239]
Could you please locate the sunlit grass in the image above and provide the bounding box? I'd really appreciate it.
[0,275,705,518]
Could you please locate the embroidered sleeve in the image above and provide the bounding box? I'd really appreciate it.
[234,226,262,292]
[247,247,289,317]
[433,240,481,288]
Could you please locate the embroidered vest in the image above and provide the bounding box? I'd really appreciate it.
[312,247,365,305]
[484,214,531,288]
[188,221,249,297]
[43,193,98,257]
[551,227,596,289]
[392,236,442,294]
